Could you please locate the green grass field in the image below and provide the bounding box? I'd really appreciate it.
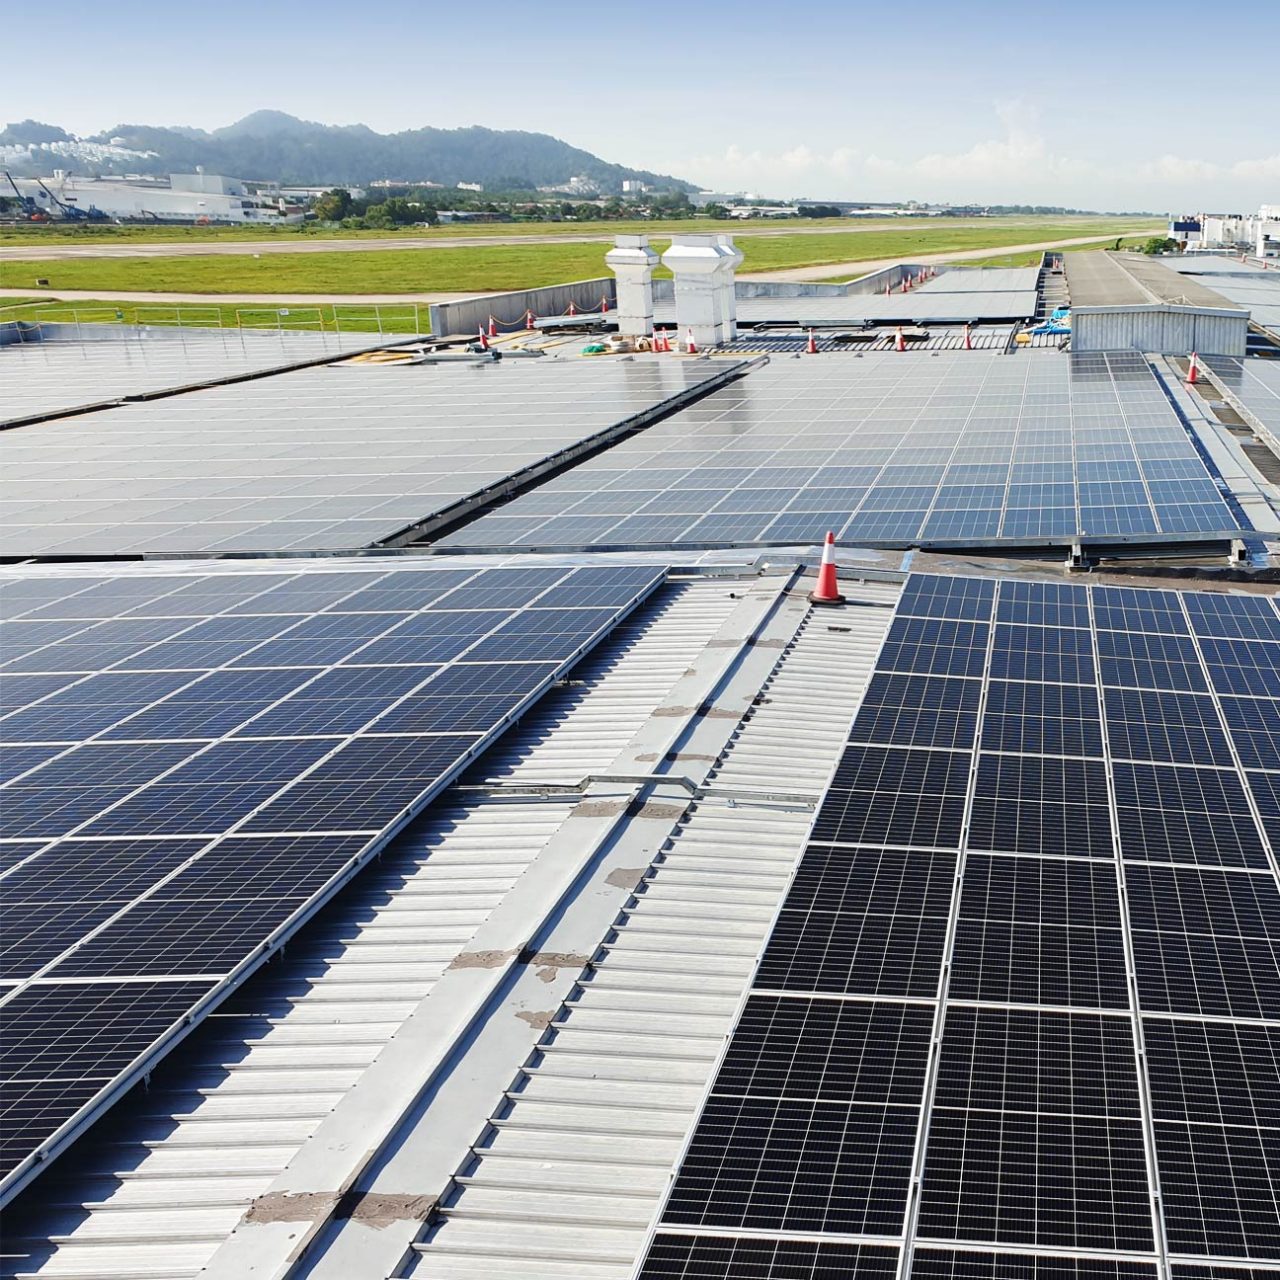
[0,297,427,334]
[0,213,1150,248]
[0,220,1159,295]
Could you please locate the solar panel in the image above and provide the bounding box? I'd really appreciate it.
[0,359,736,557]
[0,559,664,1196]
[440,351,1248,552]
[641,572,1280,1277]
[1,328,389,427]
[638,1235,899,1280]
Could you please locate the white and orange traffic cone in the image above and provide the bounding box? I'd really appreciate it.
[685,328,698,355]
[477,325,489,351]
[527,310,537,331]
[963,324,973,350]
[885,282,891,297]
[806,328,818,354]
[895,326,906,352]
[601,296,609,313]
[568,300,577,317]
[808,532,846,606]
[487,316,498,338]
[1187,351,1199,385]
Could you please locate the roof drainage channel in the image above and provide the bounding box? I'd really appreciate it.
[381,357,764,551]
[402,583,900,1278]
[196,570,805,1280]
[0,579,743,1280]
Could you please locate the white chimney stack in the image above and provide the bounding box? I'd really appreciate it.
[662,234,737,349]
[605,234,659,338]
[715,233,744,340]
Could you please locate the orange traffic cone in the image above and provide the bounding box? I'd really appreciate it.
[477,325,489,351]
[568,300,577,317]
[806,329,818,354]
[685,328,698,355]
[601,296,609,313]
[526,310,537,331]
[487,316,498,338]
[808,532,845,606]
[963,324,973,350]
[895,326,906,352]
[1187,351,1199,385]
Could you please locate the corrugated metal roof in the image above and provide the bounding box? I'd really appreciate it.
[387,585,899,1278]
[0,577,748,1280]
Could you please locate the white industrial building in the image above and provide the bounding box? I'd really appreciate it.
[9,171,300,224]
[1171,203,1280,257]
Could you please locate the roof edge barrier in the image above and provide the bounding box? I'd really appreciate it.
[197,566,810,1280]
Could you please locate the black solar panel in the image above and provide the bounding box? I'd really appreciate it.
[640,1235,899,1280]
[0,560,664,1194]
[642,572,1280,1277]
[912,1252,1156,1280]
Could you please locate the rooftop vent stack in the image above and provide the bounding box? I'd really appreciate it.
[715,233,744,339]
[662,234,731,349]
[605,234,660,338]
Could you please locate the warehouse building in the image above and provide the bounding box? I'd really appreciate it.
[8,171,298,224]
[0,242,1278,1280]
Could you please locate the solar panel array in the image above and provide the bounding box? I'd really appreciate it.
[0,358,729,557]
[1203,355,1280,437]
[651,269,1041,328]
[441,351,1247,551]
[0,560,664,1191]
[0,328,387,427]
[639,573,1280,1279]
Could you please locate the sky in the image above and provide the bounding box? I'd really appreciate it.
[4,0,1278,211]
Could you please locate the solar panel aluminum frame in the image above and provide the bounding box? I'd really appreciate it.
[373,357,759,551]
[431,525,1250,558]
[0,566,669,1208]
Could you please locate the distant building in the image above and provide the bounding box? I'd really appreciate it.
[10,171,300,224]
[1174,205,1280,256]
[456,181,484,192]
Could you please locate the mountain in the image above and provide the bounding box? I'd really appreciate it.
[1,113,694,193]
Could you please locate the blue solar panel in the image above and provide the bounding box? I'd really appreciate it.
[0,560,665,1196]
[441,352,1249,552]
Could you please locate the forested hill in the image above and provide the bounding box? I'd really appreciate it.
[0,112,694,193]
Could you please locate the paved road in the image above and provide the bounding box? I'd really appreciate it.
[740,232,1150,282]
[0,222,1151,262]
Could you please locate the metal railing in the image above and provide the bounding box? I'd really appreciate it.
[0,300,428,339]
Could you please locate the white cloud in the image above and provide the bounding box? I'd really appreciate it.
[1140,155,1222,182]
[676,106,1279,207]
[1230,154,1280,179]
[679,102,1085,196]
